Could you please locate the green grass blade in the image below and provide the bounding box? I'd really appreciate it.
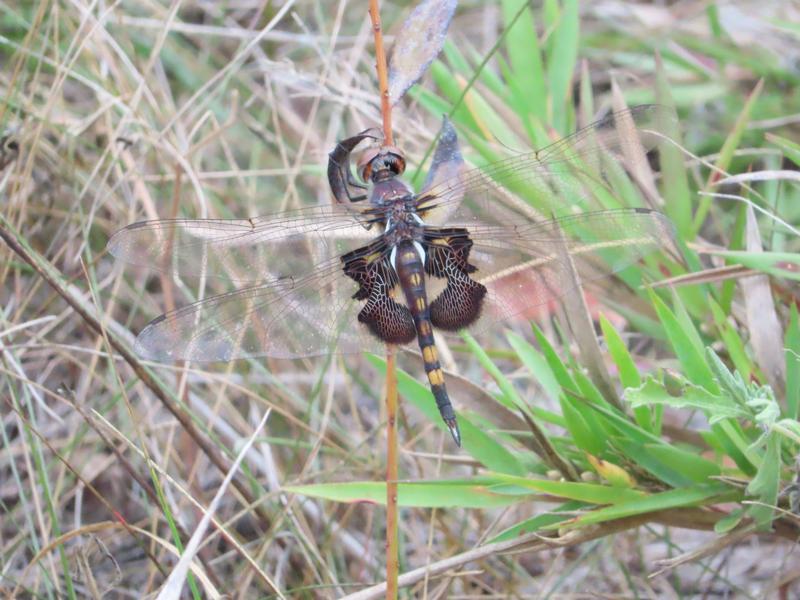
[693,79,764,233]
[502,0,546,122]
[366,355,526,476]
[649,290,718,393]
[285,479,524,509]
[568,483,735,528]
[489,500,587,543]
[546,0,579,132]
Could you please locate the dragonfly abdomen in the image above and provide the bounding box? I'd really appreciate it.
[393,240,461,446]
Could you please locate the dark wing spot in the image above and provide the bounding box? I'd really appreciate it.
[430,273,486,331]
[423,228,486,331]
[358,295,416,344]
[342,240,415,344]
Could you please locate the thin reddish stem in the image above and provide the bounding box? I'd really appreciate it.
[368,2,398,597]
[368,0,393,145]
[385,345,399,600]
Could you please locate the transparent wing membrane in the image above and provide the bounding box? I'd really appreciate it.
[109,105,679,362]
[107,204,378,283]
[418,104,675,225]
[458,208,678,332]
[133,256,388,361]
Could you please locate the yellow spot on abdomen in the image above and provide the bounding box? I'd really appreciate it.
[428,368,444,386]
[418,321,431,336]
[409,273,421,286]
[422,345,438,364]
[415,297,426,311]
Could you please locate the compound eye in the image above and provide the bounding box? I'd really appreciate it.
[357,147,380,182]
[387,151,406,176]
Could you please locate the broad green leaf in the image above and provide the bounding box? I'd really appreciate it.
[560,395,604,455]
[572,369,611,410]
[626,377,747,423]
[670,287,708,361]
[746,432,780,530]
[285,479,523,508]
[585,398,667,448]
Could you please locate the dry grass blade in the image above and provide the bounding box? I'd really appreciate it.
[649,526,756,579]
[4,1,800,597]
[156,410,278,600]
[647,264,756,288]
[0,212,274,532]
[340,506,780,599]
[740,205,786,394]
[713,170,800,185]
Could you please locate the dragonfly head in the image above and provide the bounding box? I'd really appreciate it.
[358,146,406,183]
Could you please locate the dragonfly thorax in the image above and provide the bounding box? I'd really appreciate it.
[369,176,414,207]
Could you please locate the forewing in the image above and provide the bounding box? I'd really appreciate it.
[107,204,377,284]
[428,208,678,334]
[418,116,466,224]
[109,204,392,361]
[416,104,677,227]
[134,254,387,361]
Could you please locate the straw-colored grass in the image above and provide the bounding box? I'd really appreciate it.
[2,2,800,598]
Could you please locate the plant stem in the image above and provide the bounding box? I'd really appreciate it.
[385,345,399,600]
[367,1,399,597]
[368,0,393,145]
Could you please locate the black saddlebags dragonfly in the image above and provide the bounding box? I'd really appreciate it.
[108,104,680,446]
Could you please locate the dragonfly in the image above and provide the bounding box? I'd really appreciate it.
[108,104,680,447]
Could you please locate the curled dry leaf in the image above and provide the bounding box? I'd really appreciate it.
[387,0,457,106]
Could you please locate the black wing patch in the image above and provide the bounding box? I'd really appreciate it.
[424,228,487,331]
[342,240,416,344]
